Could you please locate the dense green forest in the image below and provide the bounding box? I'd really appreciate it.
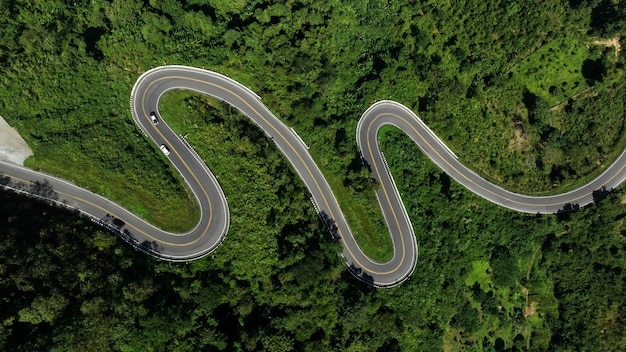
[1,0,625,350]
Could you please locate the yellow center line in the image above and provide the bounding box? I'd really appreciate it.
[364,118,408,274]
[384,110,620,207]
[137,78,217,246]
[12,66,615,283]
[5,174,191,246]
[141,74,402,275]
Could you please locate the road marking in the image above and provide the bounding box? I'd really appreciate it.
[3,66,624,287]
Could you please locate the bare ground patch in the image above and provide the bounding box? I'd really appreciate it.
[521,286,538,318]
[591,34,622,59]
[524,301,538,318]
[508,128,531,152]
[0,115,33,165]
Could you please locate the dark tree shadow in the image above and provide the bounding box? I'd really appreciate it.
[83,27,106,60]
[121,228,137,244]
[592,185,611,203]
[318,210,340,240]
[589,0,621,35]
[439,172,451,198]
[29,180,59,201]
[334,127,348,153]
[556,203,580,221]
[582,58,606,86]
[140,240,162,254]
[348,263,375,286]
[522,89,539,124]
[0,173,11,186]
[357,150,372,172]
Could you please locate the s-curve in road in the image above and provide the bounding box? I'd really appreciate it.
[2,65,626,287]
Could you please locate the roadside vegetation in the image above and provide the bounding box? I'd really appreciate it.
[0,0,625,350]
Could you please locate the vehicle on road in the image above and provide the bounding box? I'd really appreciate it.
[150,112,159,124]
[3,65,614,288]
[113,217,126,228]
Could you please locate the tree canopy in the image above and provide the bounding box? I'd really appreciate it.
[1,0,625,350]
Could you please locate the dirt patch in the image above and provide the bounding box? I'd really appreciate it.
[592,34,621,59]
[524,301,538,318]
[0,115,33,165]
[508,128,530,152]
[521,285,538,318]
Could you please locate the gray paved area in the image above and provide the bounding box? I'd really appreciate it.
[0,115,32,165]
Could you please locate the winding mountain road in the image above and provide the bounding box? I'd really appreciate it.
[1,65,624,287]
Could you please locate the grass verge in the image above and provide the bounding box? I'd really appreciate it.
[160,90,394,262]
[20,104,200,233]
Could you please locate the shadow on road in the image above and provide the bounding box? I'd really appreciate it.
[592,185,611,203]
[317,210,340,240]
[348,263,375,286]
[0,173,10,186]
[556,202,580,221]
[140,240,162,254]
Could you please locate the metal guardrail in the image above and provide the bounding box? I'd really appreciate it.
[0,175,175,261]
[179,134,204,164]
[290,127,310,150]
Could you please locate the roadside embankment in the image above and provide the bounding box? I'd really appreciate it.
[0,115,33,165]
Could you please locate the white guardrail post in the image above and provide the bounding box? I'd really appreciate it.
[290,127,310,150]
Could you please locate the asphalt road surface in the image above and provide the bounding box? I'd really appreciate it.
[2,65,625,287]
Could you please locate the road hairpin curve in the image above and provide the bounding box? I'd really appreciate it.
[1,66,623,287]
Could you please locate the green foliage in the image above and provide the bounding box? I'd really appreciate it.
[540,192,626,351]
[0,0,625,350]
[18,293,68,324]
[452,302,480,333]
[490,245,519,287]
